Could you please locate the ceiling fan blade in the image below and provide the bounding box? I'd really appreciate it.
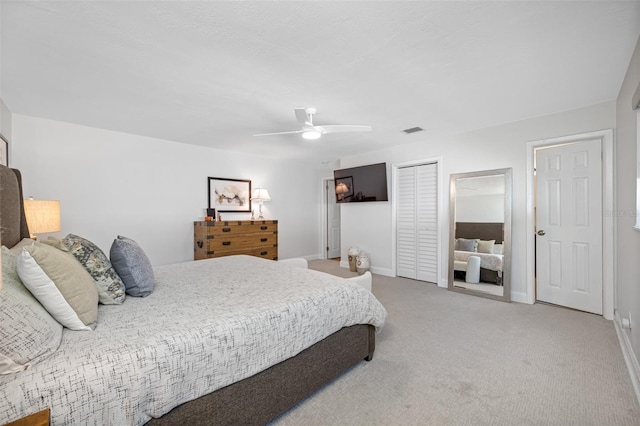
[294,108,308,125]
[253,130,302,137]
[318,125,372,134]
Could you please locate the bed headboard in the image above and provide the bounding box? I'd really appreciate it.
[0,165,30,248]
[455,222,504,244]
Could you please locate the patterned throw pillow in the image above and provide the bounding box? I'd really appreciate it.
[61,234,126,305]
[110,236,155,297]
[0,246,63,374]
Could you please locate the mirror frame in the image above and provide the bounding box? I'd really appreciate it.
[448,168,512,302]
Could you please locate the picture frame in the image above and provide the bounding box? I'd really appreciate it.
[0,133,8,166]
[335,176,354,201]
[208,177,252,213]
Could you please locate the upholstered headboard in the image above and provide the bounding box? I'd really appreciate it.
[455,222,504,244]
[0,165,30,248]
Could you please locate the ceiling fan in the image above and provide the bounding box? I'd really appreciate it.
[254,107,372,140]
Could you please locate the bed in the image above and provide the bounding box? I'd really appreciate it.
[453,222,504,284]
[0,165,387,425]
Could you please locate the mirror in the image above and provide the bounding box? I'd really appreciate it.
[448,168,512,302]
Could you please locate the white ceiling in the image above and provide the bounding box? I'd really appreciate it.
[2,1,639,163]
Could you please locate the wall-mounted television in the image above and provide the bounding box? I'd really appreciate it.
[333,162,389,203]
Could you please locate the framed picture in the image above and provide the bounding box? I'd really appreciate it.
[208,177,252,213]
[335,176,353,201]
[0,133,8,166]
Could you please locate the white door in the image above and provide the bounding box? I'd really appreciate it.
[326,179,341,259]
[397,163,438,282]
[535,139,602,314]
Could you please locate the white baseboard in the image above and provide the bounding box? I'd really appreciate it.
[439,278,448,288]
[614,310,640,407]
[510,291,528,304]
[337,261,393,277]
[370,266,393,277]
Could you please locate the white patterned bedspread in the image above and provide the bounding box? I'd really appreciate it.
[0,255,387,425]
[454,250,503,271]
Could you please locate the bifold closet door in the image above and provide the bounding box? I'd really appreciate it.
[396,163,438,282]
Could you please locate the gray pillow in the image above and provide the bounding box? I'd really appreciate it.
[60,234,126,305]
[455,238,479,252]
[110,236,154,297]
[0,246,63,374]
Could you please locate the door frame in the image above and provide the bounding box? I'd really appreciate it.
[320,176,339,260]
[526,129,614,319]
[391,156,444,285]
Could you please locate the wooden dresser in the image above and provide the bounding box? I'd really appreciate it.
[194,220,278,260]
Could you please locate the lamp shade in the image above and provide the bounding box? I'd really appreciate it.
[251,188,271,201]
[24,198,61,235]
[335,182,349,194]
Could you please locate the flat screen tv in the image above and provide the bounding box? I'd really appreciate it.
[333,162,389,203]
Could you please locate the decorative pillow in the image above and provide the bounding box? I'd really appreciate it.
[493,244,504,255]
[0,246,63,374]
[110,236,154,297]
[59,234,126,305]
[17,242,98,331]
[477,239,496,254]
[455,238,478,252]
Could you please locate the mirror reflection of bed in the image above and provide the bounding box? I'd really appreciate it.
[453,222,504,296]
[448,169,512,302]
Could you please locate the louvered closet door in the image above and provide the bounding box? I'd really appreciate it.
[397,167,417,278]
[416,164,438,282]
[397,163,438,282]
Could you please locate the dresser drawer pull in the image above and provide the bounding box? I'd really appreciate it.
[261,251,268,256]
[260,238,268,242]
[222,241,231,246]
[260,226,268,230]
[222,228,231,232]
[197,240,203,249]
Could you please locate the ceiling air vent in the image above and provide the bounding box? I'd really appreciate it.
[402,127,424,134]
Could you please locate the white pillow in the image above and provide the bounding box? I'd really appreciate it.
[17,243,98,331]
[493,244,504,255]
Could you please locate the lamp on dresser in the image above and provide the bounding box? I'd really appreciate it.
[23,197,60,240]
[251,188,271,219]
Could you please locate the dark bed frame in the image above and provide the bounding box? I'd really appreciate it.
[0,165,375,426]
[455,222,504,285]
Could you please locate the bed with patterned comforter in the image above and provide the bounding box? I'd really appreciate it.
[0,254,387,425]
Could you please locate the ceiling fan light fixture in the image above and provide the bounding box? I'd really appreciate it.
[302,130,321,140]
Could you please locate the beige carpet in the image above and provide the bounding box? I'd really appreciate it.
[272,260,640,425]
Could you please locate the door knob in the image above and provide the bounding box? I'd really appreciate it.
[537,230,546,236]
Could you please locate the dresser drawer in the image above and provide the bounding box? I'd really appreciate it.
[205,233,277,252]
[197,221,278,237]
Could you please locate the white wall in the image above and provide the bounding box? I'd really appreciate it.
[615,36,640,378]
[339,101,616,302]
[11,114,325,265]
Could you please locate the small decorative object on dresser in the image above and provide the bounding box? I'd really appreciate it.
[194,220,278,260]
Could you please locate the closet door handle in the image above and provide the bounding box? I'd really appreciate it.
[537,230,546,236]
